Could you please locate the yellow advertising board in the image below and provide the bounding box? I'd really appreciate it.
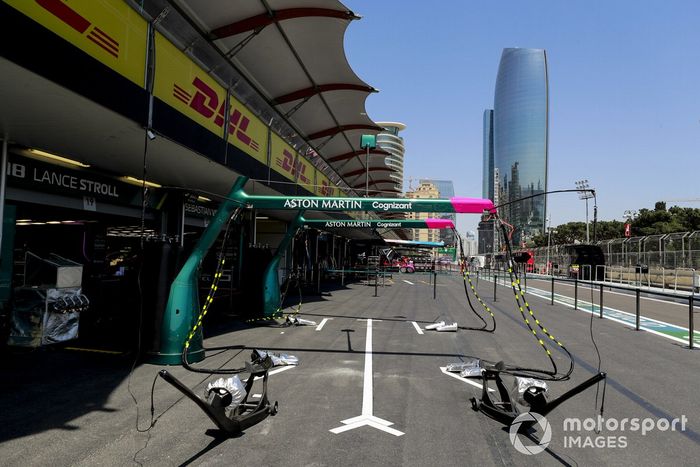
[154,33,267,162]
[296,157,315,193]
[154,33,225,138]
[270,134,295,182]
[228,97,267,164]
[5,0,147,86]
[315,172,337,197]
[270,134,315,189]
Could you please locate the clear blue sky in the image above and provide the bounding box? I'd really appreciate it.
[343,0,700,236]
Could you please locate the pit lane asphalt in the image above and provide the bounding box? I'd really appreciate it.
[1,274,698,466]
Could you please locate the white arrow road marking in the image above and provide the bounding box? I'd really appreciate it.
[439,367,494,391]
[411,321,424,335]
[248,365,296,382]
[316,318,332,331]
[402,280,414,285]
[330,319,404,436]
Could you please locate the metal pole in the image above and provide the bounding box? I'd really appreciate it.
[341,240,346,286]
[689,295,694,349]
[635,289,641,330]
[365,145,370,197]
[574,278,578,310]
[374,269,378,297]
[585,197,590,243]
[593,197,598,242]
[599,283,604,318]
[0,139,7,252]
[433,270,437,300]
[524,269,527,292]
[546,229,551,275]
[551,276,555,305]
[494,273,497,301]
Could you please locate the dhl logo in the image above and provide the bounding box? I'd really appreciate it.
[37,0,119,58]
[275,149,312,185]
[319,180,334,197]
[173,78,260,152]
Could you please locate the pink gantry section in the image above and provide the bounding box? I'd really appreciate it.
[425,218,455,229]
[449,197,494,214]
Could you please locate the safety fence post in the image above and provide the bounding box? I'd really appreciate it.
[524,269,527,292]
[433,270,437,300]
[551,276,555,305]
[635,289,641,330]
[574,278,578,310]
[493,273,498,302]
[599,283,604,319]
[689,295,694,349]
[374,270,378,297]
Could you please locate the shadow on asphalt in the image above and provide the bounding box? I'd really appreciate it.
[0,346,131,443]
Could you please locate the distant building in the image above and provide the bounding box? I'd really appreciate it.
[482,109,495,201]
[477,219,495,255]
[463,231,477,257]
[420,179,456,246]
[405,181,440,243]
[483,48,549,247]
[375,122,406,194]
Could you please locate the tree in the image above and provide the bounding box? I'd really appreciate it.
[631,204,689,236]
[596,220,626,240]
[518,202,699,249]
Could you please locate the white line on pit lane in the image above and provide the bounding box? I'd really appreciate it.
[316,318,332,331]
[245,365,296,383]
[439,367,494,391]
[403,280,415,285]
[330,319,404,436]
[411,321,424,335]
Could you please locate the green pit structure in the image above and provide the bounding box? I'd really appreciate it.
[149,176,492,364]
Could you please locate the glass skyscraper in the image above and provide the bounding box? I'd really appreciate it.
[492,48,548,245]
[482,109,494,201]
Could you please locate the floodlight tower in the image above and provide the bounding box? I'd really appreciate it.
[575,179,594,243]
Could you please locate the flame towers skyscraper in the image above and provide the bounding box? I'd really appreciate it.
[491,48,549,245]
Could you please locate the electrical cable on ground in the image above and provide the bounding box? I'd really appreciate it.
[453,228,496,332]
[127,129,155,466]
[494,219,575,381]
[180,208,250,374]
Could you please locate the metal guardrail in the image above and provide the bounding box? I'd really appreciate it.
[592,265,698,292]
[476,268,696,350]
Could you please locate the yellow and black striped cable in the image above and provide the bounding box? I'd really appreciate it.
[499,221,574,381]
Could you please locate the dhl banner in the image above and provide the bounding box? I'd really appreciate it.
[153,33,267,163]
[227,96,267,164]
[5,0,147,86]
[315,172,337,197]
[5,0,344,197]
[270,134,315,189]
[296,157,315,193]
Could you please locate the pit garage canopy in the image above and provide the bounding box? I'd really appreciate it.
[159,0,398,196]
